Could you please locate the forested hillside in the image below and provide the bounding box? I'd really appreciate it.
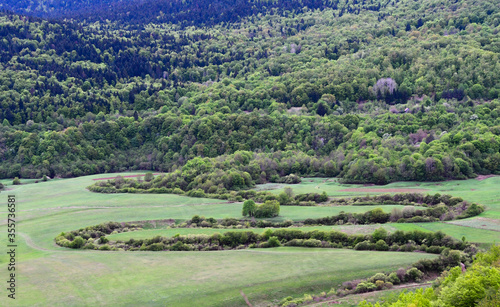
[1,0,499,185]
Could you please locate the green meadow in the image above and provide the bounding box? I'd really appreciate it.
[0,174,499,306]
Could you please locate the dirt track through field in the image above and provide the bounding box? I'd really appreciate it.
[339,188,429,193]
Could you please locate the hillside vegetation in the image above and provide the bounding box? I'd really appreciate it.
[0,0,499,185]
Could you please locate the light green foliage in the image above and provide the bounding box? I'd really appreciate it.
[267,236,281,247]
[373,227,388,242]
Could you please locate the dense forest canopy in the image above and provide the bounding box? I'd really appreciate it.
[0,0,499,184]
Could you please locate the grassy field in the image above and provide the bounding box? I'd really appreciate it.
[0,174,498,306]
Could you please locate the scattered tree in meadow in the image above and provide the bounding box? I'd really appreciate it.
[242,200,257,217]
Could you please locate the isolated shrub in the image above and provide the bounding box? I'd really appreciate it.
[13,177,21,185]
[42,175,48,182]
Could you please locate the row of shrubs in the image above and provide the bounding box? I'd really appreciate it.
[303,201,484,225]
[89,182,327,206]
[278,248,474,306]
[55,225,470,252]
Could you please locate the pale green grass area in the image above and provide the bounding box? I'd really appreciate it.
[0,174,498,306]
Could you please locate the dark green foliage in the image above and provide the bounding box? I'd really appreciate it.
[267,236,281,248]
[12,177,20,185]
[70,236,85,249]
[388,272,401,285]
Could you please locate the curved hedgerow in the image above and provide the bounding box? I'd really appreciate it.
[55,221,472,253]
